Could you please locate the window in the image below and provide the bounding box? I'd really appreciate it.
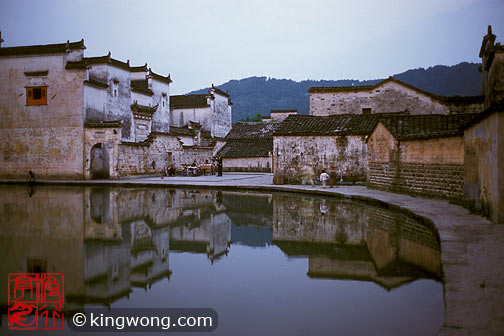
[26,87,47,105]
[362,108,372,114]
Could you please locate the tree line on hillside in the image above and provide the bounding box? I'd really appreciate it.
[188,62,482,123]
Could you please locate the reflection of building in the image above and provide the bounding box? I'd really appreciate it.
[272,194,441,290]
[0,186,230,312]
[170,213,232,262]
[224,192,274,247]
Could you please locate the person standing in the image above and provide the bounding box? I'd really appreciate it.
[320,169,330,188]
[216,154,223,177]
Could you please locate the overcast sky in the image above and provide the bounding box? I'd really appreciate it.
[1,0,503,94]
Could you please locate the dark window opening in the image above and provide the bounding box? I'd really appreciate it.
[362,108,372,114]
[26,87,47,105]
[27,259,47,273]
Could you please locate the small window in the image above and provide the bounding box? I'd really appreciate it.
[26,87,47,105]
[362,108,372,114]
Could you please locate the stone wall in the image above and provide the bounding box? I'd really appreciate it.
[273,135,367,184]
[310,80,481,116]
[117,134,214,176]
[367,124,465,200]
[464,110,504,224]
[223,157,271,172]
[0,54,86,178]
[84,126,122,179]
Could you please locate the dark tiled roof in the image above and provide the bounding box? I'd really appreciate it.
[131,102,158,115]
[85,54,131,71]
[169,126,195,136]
[131,80,154,96]
[274,114,379,136]
[211,84,230,97]
[131,64,148,72]
[308,77,484,106]
[225,122,281,140]
[378,114,478,140]
[219,140,272,158]
[170,94,209,109]
[0,39,85,56]
[149,69,172,84]
[462,99,504,130]
[271,109,297,113]
[65,60,87,69]
[84,79,108,89]
[84,120,121,128]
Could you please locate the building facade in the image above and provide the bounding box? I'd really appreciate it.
[170,84,232,138]
[0,38,231,179]
[309,77,483,116]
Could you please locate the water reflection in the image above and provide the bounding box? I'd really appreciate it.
[0,185,442,334]
[272,194,441,290]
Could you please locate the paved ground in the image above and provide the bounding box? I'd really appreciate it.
[2,172,503,335]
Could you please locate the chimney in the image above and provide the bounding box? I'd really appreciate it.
[0,31,4,48]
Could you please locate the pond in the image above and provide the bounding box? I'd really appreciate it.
[0,185,443,335]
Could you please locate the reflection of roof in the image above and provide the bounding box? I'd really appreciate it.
[225,121,281,140]
[170,94,209,109]
[169,239,208,253]
[274,114,379,136]
[308,76,484,106]
[219,140,272,158]
[377,114,477,141]
[275,241,440,290]
[0,39,85,56]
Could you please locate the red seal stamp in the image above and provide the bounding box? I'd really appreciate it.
[8,273,64,330]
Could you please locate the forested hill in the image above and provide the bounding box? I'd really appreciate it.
[187,62,482,123]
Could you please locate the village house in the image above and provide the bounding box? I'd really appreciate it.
[366,114,476,200]
[273,26,503,224]
[218,121,281,172]
[169,84,232,139]
[0,37,231,179]
[308,77,483,116]
[273,114,380,184]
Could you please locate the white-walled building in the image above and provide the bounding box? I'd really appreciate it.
[0,37,231,179]
[170,84,232,138]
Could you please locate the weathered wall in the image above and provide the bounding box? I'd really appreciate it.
[84,127,122,179]
[310,81,451,116]
[273,135,367,184]
[483,52,504,108]
[367,124,465,200]
[150,78,171,133]
[88,63,134,141]
[0,54,85,178]
[211,93,232,138]
[464,110,504,224]
[223,157,271,172]
[171,106,211,129]
[118,135,180,175]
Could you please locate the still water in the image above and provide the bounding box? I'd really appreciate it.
[0,185,444,335]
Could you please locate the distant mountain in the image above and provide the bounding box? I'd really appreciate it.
[187,62,482,123]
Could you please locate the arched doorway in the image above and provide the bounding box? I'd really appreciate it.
[90,143,109,179]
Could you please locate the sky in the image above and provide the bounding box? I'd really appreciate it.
[1,0,503,94]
